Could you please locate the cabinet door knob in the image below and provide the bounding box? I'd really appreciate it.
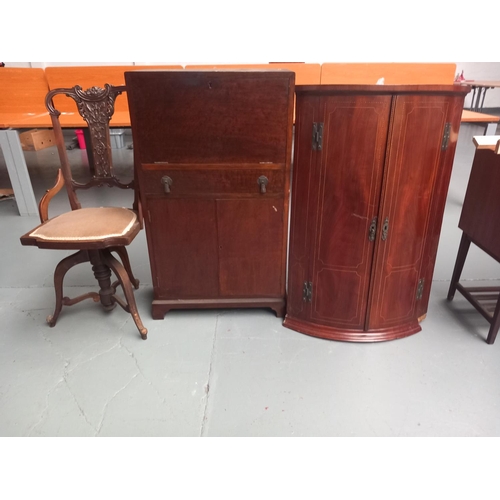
[258,175,269,194]
[161,176,173,194]
[368,216,377,242]
[381,217,389,241]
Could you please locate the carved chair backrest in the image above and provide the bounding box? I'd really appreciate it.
[45,84,133,211]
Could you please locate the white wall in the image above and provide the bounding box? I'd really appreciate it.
[4,61,500,107]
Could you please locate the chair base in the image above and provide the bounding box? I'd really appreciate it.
[48,248,147,340]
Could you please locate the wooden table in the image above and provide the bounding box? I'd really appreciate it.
[447,135,500,343]
[1,65,181,216]
[461,109,499,135]
[464,80,500,112]
[0,110,131,216]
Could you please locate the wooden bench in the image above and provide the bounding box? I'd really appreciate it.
[1,62,472,217]
[44,65,182,127]
[0,65,182,216]
[0,68,51,215]
[185,63,321,123]
[319,62,457,85]
[319,64,499,133]
[184,63,321,85]
[461,109,499,135]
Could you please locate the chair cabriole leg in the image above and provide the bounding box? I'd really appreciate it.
[47,250,91,327]
[110,246,140,289]
[102,249,148,340]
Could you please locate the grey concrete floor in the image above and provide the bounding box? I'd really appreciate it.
[1,124,499,437]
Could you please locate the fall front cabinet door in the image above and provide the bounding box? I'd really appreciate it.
[285,87,466,342]
[125,70,295,319]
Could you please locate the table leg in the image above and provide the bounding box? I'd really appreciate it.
[473,87,483,112]
[479,87,490,112]
[485,123,498,135]
[470,86,477,111]
[0,129,38,216]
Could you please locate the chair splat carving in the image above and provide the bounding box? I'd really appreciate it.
[46,85,133,196]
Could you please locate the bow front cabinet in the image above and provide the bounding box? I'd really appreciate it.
[284,84,469,341]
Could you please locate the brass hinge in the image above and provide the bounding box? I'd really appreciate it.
[312,122,323,151]
[416,278,425,301]
[441,122,451,150]
[303,281,312,302]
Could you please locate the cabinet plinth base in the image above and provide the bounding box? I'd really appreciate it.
[152,298,286,319]
[283,316,421,342]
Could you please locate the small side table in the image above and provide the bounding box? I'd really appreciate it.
[448,136,500,343]
[466,81,500,112]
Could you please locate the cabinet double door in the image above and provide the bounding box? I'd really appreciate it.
[285,91,457,341]
[142,164,288,319]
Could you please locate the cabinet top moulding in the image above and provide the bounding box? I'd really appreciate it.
[295,84,471,96]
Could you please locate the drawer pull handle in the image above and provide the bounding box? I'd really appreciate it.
[258,175,269,194]
[161,176,173,194]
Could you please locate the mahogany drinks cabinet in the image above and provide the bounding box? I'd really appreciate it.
[284,84,470,342]
[125,70,295,319]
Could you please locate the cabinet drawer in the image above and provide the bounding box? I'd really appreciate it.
[140,164,286,198]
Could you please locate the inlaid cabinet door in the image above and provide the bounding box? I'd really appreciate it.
[309,95,391,329]
[286,95,321,321]
[366,95,452,330]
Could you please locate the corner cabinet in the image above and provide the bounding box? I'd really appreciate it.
[125,70,295,319]
[284,84,469,342]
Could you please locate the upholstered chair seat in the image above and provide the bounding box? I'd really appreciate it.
[29,207,138,244]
